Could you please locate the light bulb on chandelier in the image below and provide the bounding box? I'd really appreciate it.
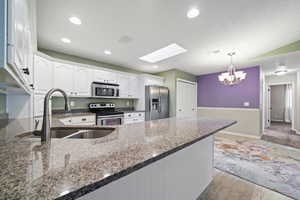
[218,52,247,86]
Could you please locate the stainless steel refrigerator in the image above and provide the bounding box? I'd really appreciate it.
[145,86,169,121]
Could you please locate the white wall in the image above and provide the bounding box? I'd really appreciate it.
[198,107,261,137]
[264,73,298,131]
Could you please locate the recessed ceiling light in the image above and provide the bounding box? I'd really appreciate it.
[153,65,159,69]
[104,50,112,55]
[69,16,82,25]
[187,8,200,19]
[61,38,71,43]
[139,43,187,63]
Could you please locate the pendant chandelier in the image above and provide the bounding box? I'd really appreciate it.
[218,52,246,86]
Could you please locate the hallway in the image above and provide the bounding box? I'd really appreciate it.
[262,122,300,149]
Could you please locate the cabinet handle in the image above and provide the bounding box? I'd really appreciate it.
[22,68,30,75]
[34,120,40,130]
[82,118,87,121]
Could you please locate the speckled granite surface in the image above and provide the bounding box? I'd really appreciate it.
[0,117,235,200]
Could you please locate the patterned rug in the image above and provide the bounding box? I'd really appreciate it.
[214,134,300,200]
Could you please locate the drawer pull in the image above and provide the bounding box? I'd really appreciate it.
[82,118,87,121]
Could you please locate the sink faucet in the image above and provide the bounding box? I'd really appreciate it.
[41,88,71,142]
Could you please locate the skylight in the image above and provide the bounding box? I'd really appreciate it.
[139,43,187,63]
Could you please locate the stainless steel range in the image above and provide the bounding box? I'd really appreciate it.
[88,103,124,126]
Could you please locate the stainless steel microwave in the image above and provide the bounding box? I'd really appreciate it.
[91,82,119,98]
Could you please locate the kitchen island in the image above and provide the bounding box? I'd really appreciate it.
[0,116,235,200]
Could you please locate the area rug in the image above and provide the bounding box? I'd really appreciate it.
[214,135,300,200]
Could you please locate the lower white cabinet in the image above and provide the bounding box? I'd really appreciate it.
[124,112,145,124]
[59,115,96,126]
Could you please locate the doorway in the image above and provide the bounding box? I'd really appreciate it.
[176,79,197,118]
[263,83,300,148]
[267,84,293,129]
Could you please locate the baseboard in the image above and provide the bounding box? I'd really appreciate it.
[219,131,261,139]
[291,128,300,135]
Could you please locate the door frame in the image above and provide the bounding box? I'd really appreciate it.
[176,79,198,117]
[266,82,295,130]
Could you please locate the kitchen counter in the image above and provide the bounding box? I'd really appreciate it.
[0,116,235,200]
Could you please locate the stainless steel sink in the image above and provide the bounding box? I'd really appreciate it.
[18,127,115,139]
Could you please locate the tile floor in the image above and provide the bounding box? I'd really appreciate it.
[262,122,300,149]
[198,170,293,200]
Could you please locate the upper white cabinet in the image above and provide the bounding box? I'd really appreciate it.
[74,66,92,96]
[7,0,33,85]
[33,53,161,101]
[93,69,117,84]
[34,55,53,94]
[53,62,92,97]
[118,73,139,99]
[128,75,139,98]
[118,73,129,98]
[54,62,75,95]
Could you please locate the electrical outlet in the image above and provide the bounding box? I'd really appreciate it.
[70,101,75,107]
[126,101,130,106]
[243,102,250,107]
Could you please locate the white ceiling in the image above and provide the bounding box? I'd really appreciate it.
[37,0,300,75]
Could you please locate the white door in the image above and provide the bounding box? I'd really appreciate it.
[34,55,53,94]
[54,62,74,95]
[74,66,92,96]
[176,80,197,118]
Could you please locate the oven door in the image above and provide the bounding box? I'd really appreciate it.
[97,115,124,126]
[95,87,115,97]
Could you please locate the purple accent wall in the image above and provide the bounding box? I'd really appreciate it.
[197,66,260,108]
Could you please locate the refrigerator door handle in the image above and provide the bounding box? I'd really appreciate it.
[158,95,161,113]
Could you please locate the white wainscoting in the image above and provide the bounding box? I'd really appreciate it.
[198,107,261,138]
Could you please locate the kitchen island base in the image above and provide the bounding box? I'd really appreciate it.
[79,135,214,200]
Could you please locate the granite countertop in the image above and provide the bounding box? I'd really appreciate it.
[0,116,235,200]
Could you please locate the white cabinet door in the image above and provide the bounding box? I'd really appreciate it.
[34,94,45,117]
[118,74,129,98]
[128,75,139,98]
[93,69,117,84]
[54,62,74,95]
[74,66,92,96]
[145,77,164,86]
[7,0,32,83]
[34,55,53,94]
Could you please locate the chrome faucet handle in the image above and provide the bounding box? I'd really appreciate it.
[34,119,40,130]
